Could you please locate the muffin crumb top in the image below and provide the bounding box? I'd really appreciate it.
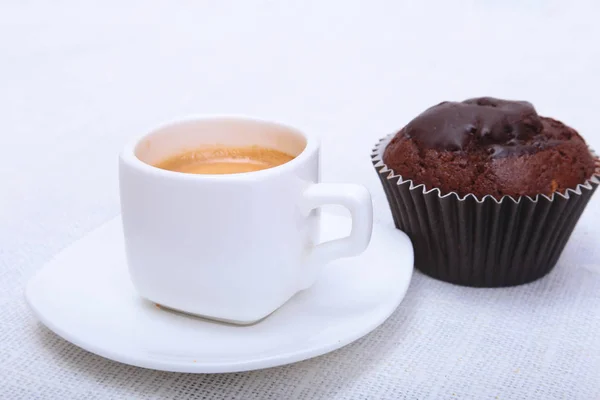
[383,97,597,199]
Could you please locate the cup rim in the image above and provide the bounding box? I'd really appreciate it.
[119,114,319,181]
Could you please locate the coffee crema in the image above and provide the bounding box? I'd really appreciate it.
[153,146,295,175]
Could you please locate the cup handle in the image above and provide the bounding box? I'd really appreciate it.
[300,183,373,288]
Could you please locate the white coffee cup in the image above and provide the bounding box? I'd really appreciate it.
[119,116,373,324]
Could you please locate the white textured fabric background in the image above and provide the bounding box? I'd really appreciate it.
[1,1,600,399]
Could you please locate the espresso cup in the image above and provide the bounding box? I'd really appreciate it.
[119,116,373,324]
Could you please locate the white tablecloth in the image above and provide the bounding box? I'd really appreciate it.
[1,1,599,399]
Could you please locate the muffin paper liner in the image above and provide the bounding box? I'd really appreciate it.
[372,134,600,287]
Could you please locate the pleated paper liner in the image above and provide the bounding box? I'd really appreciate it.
[372,134,600,287]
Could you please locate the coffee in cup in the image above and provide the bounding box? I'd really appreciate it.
[119,116,373,324]
[153,146,294,175]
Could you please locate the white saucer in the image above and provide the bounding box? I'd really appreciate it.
[26,213,413,373]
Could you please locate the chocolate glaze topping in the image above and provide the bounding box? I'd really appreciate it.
[403,97,544,156]
[383,96,597,199]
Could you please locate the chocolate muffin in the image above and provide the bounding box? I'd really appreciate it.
[372,97,599,287]
[383,97,596,200]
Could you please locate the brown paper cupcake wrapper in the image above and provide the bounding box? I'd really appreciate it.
[372,134,600,287]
